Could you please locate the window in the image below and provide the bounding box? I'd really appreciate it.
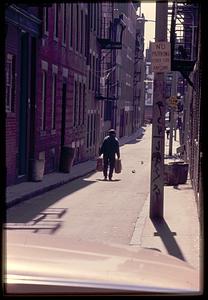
[87,114,90,148]
[41,71,47,131]
[69,3,73,47]
[54,4,59,40]
[96,57,99,93]
[85,14,88,58]
[93,113,96,145]
[92,55,95,91]
[82,84,85,125]
[97,4,100,36]
[51,73,57,129]
[89,53,92,89]
[90,3,93,30]
[80,10,84,54]
[79,82,82,125]
[62,3,67,45]
[5,53,15,112]
[44,7,49,35]
[93,3,96,31]
[90,114,93,146]
[73,80,78,126]
[76,4,79,51]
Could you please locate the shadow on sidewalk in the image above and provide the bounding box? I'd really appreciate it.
[151,217,186,262]
[6,173,97,226]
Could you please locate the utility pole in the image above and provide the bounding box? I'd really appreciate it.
[150,2,168,219]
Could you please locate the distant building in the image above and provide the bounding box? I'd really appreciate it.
[144,46,154,123]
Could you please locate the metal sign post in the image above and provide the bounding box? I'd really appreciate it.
[150,2,168,219]
[169,72,178,156]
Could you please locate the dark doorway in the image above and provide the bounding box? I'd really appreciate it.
[18,32,29,177]
[28,37,37,178]
[61,80,67,148]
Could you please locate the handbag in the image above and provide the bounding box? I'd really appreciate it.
[115,158,122,174]
[96,157,103,171]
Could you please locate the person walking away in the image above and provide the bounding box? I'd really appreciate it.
[99,129,120,181]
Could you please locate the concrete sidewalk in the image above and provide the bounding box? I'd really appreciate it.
[6,127,145,208]
[130,130,202,287]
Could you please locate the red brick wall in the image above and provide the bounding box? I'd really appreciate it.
[5,24,19,185]
[35,4,88,173]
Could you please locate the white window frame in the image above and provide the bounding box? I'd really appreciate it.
[80,9,84,55]
[75,3,79,53]
[78,81,82,125]
[73,74,78,127]
[51,65,58,130]
[41,70,47,131]
[54,4,59,41]
[43,7,49,36]
[6,53,14,112]
[62,3,67,46]
[69,3,73,49]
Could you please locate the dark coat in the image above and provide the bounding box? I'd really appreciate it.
[99,135,120,158]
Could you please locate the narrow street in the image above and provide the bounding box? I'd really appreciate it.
[6,125,152,246]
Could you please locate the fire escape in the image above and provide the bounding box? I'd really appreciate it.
[133,26,144,129]
[169,1,199,87]
[96,4,126,102]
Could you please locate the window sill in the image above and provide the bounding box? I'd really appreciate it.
[43,31,49,37]
[51,129,56,135]
[6,111,16,118]
[40,130,47,137]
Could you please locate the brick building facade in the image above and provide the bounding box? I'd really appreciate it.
[5,5,41,185]
[5,2,145,187]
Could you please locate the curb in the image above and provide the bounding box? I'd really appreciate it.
[130,193,149,246]
[6,168,96,209]
[6,127,146,209]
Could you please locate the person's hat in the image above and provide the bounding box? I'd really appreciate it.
[108,129,116,134]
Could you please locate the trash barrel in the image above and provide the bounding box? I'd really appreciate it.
[60,146,75,173]
[30,159,45,182]
[164,161,189,186]
[174,161,189,184]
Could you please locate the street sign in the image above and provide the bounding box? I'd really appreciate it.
[151,42,171,73]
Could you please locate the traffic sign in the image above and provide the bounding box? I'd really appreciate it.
[151,42,171,73]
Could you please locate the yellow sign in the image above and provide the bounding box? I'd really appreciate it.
[168,96,178,108]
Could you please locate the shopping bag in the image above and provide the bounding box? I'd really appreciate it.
[96,157,103,171]
[115,158,122,174]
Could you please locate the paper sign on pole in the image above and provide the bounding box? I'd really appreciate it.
[151,42,171,73]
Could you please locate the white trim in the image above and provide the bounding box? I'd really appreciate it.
[62,3,67,46]
[52,64,58,74]
[41,60,48,71]
[51,72,57,129]
[41,70,47,130]
[53,3,59,41]
[43,7,49,36]
[62,67,68,78]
